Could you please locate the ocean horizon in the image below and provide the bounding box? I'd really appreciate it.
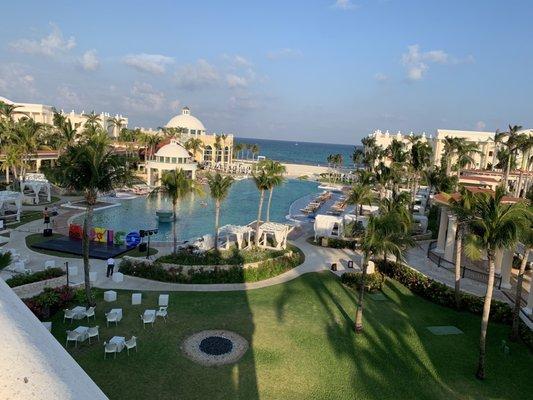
[235,137,361,167]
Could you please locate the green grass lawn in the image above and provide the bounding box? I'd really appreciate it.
[6,210,44,228]
[50,273,532,400]
[26,233,158,259]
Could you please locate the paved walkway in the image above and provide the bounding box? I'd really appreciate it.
[0,209,526,305]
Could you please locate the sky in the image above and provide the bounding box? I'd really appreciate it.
[0,0,532,145]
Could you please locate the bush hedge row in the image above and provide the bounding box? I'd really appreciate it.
[23,286,89,320]
[341,272,384,293]
[6,267,65,288]
[376,260,533,349]
[120,249,304,284]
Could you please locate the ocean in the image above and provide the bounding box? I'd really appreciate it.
[235,137,360,167]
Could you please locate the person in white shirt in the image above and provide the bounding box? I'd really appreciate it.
[106,257,115,277]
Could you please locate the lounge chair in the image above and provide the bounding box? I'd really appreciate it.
[63,309,76,324]
[103,342,118,359]
[125,336,138,355]
[88,326,100,344]
[140,312,155,328]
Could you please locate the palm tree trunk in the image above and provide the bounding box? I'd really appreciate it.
[172,200,178,255]
[355,252,369,333]
[266,188,274,222]
[454,227,462,309]
[510,248,530,341]
[214,201,220,251]
[504,156,511,192]
[255,189,265,246]
[476,251,496,380]
[82,202,94,306]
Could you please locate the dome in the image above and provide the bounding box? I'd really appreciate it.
[0,96,14,104]
[165,106,205,132]
[154,139,191,159]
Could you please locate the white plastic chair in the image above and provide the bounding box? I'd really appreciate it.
[125,336,137,355]
[88,326,100,344]
[104,342,118,359]
[85,306,96,321]
[140,312,155,328]
[64,309,76,324]
[65,330,79,348]
[158,294,169,307]
[156,307,168,322]
[105,312,118,327]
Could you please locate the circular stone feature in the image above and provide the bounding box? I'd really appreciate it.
[181,330,248,366]
[199,336,233,356]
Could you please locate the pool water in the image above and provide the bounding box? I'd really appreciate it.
[75,179,319,242]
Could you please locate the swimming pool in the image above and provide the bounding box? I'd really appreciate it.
[74,179,319,242]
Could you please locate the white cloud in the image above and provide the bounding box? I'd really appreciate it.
[123,53,174,74]
[226,74,248,88]
[10,23,76,57]
[374,73,388,82]
[229,93,259,110]
[174,59,219,89]
[266,48,303,60]
[0,63,38,98]
[123,82,166,112]
[223,54,252,68]
[475,121,486,130]
[169,99,181,111]
[401,44,473,81]
[79,49,99,71]
[57,85,82,107]
[333,0,358,10]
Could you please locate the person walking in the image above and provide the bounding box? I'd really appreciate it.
[106,257,115,278]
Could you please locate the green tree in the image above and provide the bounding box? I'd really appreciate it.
[151,169,202,254]
[259,160,286,222]
[346,184,374,224]
[510,223,532,341]
[184,137,204,162]
[51,133,132,305]
[252,168,271,245]
[355,212,415,332]
[206,173,234,251]
[463,187,531,379]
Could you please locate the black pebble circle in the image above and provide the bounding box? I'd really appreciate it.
[199,336,234,355]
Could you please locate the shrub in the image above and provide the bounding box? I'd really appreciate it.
[23,286,75,320]
[6,267,65,288]
[0,251,12,270]
[120,248,304,284]
[341,272,384,293]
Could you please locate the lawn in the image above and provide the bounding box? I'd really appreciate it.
[25,233,158,259]
[50,273,532,400]
[6,210,44,228]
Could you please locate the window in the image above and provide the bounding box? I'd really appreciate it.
[159,156,164,163]
[488,151,493,157]
[191,130,196,135]
[171,157,177,164]
[165,157,170,163]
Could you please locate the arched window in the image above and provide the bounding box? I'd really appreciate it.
[224,146,230,162]
[204,145,212,161]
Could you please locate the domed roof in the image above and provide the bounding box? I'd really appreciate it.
[165,107,205,131]
[154,139,191,159]
[0,96,14,104]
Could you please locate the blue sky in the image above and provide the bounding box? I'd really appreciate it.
[0,0,532,144]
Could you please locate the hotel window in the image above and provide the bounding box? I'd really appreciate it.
[165,157,170,163]
[488,151,493,157]
[191,130,196,135]
[171,157,177,164]
[159,156,164,162]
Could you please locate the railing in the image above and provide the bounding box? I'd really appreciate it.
[427,241,502,289]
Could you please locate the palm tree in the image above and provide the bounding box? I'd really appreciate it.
[514,134,533,197]
[346,184,374,223]
[184,138,204,162]
[51,133,132,305]
[107,116,125,138]
[151,169,202,254]
[442,136,459,176]
[83,111,101,129]
[0,101,24,121]
[251,144,260,161]
[463,187,531,379]
[498,125,523,191]
[448,188,476,308]
[355,212,415,332]
[252,168,271,245]
[352,147,365,168]
[510,224,532,341]
[55,119,79,153]
[454,140,480,188]
[410,141,432,199]
[259,160,286,222]
[206,173,234,251]
[233,142,243,160]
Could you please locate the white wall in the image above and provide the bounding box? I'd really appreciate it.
[0,279,107,400]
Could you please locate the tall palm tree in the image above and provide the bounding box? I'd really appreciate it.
[259,160,286,222]
[510,223,532,341]
[498,125,523,191]
[55,119,79,153]
[234,142,243,160]
[355,212,415,332]
[107,116,125,137]
[448,188,476,308]
[514,134,533,197]
[83,111,101,129]
[410,141,432,199]
[151,169,202,254]
[206,173,234,251]
[0,101,24,121]
[442,136,459,176]
[346,184,374,223]
[252,168,271,245]
[454,140,480,186]
[51,133,132,305]
[184,137,204,162]
[464,187,531,379]
[352,147,365,168]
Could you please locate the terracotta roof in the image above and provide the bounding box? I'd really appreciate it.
[433,188,524,206]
